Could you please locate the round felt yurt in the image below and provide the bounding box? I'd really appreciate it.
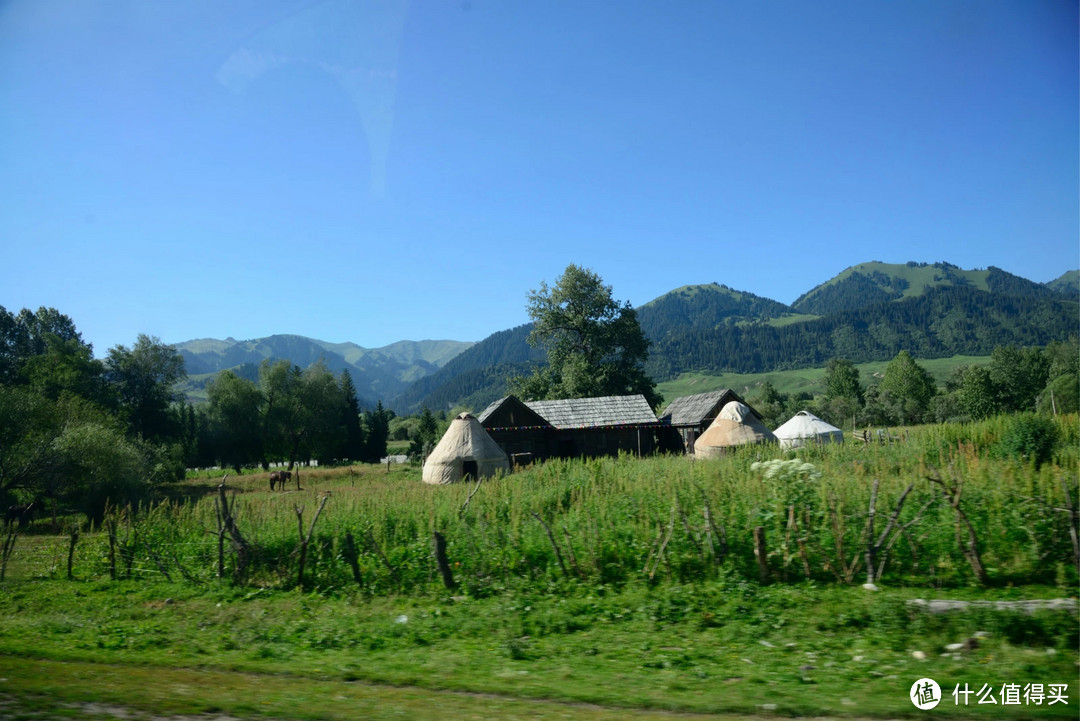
[773,410,845,449]
[693,401,777,458]
[422,413,510,485]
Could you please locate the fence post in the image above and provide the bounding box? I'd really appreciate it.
[432,531,457,590]
[67,526,79,580]
[754,526,770,584]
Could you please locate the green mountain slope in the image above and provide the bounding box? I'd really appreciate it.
[790,261,1054,315]
[389,324,543,413]
[1046,269,1080,297]
[391,262,1078,413]
[647,286,1076,379]
[637,283,808,338]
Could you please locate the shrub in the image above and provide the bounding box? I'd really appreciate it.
[997,413,1059,467]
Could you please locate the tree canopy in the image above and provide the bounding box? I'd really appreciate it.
[511,265,662,408]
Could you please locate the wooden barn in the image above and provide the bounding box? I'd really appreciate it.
[476,395,555,465]
[478,394,660,461]
[658,389,760,454]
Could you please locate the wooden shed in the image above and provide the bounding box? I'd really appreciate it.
[658,389,760,454]
[479,394,660,461]
[477,395,556,465]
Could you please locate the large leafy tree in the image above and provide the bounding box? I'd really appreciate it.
[1037,337,1079,414]
[822,358,864,405]
[207,370,265,473]
[297,362,347,466]
[20,333,111,406]
[0,306,85,385]
[988,345,1049,413]
[956,365,999,420]
[258,359,345,470]
[877,350,937,425]
[105,334,186,443]
[512,264,661,408]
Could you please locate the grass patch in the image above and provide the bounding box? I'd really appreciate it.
[0,580,1076,718]
[657,354,993,400]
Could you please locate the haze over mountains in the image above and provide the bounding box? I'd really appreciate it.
[176,336,474,407]
[177,262,1079,413]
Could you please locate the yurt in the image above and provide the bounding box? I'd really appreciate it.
[693,401,777,458]
[773,411,845,449]
[422,413,510,485]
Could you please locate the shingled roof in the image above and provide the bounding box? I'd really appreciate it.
[524,394,658,429]
[659,389,749,426]
[477,396,552,428]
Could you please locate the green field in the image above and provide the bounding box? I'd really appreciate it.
[657,355,992,403]
[1,415,1077,718]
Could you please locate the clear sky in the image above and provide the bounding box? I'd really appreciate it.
[1,0,1076,356]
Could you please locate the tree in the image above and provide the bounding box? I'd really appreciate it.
[752,380,788,429]
[0,386,156,520]
[362,401,391,463]
[176,402,214,469]
[1044,338,1079,381]
[877,350,937,425]
[0,386,62,505]
[258,359,295,467]
[105,334,186,443]
[339,370,365,462]
[819,358,865,428]
[408,407,439,461]
[988,346,1049,413]
[207,371,265,473]
[20,333,111,407]
[511,265,661,408]
[1037,373,1079,415]
[297,362,347,466]
[956,365,999,420]
[0,306,84,384]
[822,358,864,406]
[258,360,344,469]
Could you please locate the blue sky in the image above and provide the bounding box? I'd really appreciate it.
[1,0,1076,355]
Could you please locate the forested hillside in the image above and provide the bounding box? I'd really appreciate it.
[165,262,1078,414]
[389,324,543,412]
[636,283,799,338]
[645,286,1077,379]
[391,263,1079,412]
[1047,269,1080,298]
[789,262,1054,315]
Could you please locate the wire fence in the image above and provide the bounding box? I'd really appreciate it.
[2,532,219,583]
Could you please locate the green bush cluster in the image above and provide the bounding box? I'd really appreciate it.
[997,413,1061,467]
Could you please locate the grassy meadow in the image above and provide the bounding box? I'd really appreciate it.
[656,354,993,404]
[1,414,1077,718]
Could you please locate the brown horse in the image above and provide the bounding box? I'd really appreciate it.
[269,471,292,491]
[4,501,35,529]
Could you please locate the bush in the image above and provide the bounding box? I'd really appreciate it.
[997,413,1059,467]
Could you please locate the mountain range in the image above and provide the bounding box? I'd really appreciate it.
[176,336,474,406]
[176,262,1078,413]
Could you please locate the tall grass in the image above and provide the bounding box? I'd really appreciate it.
[10,415,1078,595]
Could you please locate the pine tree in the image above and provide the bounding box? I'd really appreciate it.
[408,407,439,461]
[339,370,365,462]
[362,401,390,462]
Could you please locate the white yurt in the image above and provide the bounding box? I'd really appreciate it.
[773,410,845,449]
[422,413,510,485]
[693,401,777,458]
